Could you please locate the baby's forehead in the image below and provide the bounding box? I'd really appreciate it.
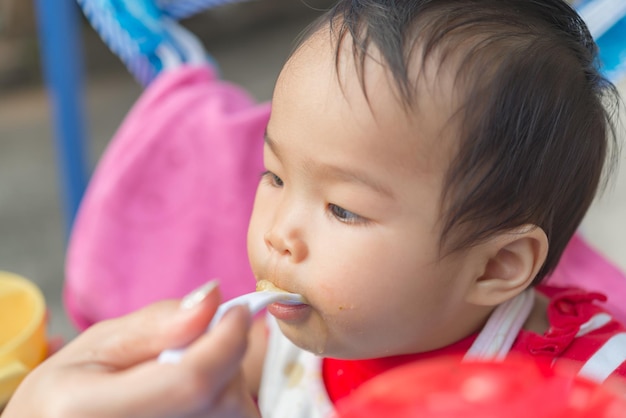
[278,26,460,177]
[289,17,475,123]
[314,22,460,129]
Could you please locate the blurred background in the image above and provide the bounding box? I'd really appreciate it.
[0,0,624,342]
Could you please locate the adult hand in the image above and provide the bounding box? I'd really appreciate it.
[2,282,259,418]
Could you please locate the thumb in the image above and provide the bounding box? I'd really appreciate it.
[71,281,222,369]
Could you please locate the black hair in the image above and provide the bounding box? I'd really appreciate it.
[298,0,620,283]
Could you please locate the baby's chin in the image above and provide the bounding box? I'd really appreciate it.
[279,319,417,360]
[276,317,373,359]
[276,316,332,356]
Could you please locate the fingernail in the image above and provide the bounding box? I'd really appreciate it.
[180,280,219,310]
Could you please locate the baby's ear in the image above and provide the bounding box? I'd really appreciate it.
[465,226,548,307]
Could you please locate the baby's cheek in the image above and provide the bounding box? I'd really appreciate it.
[246,236,265,277]
[320,300,372,337]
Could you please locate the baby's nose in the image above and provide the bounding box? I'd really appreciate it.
[264,227,308,263]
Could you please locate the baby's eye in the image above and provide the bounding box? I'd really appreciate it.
[262,171,284,187]
[329,204,364,224]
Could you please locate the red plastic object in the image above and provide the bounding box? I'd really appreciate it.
[333,356,626,418]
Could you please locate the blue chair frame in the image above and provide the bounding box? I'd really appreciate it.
[34,0,89,232]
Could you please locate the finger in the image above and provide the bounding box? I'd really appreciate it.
[68,284,222,369]
[198,370,262,418]
[70,308,253,418]
[183,304,252,385]
[74,366,258,418]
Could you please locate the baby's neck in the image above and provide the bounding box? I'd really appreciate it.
[522,289,550,335]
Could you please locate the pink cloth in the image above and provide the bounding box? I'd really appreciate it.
[65,65,268,329]
[546,233,626,323]
[64,65,626,330]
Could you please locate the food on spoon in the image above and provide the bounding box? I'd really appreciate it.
[256,280,308,306]
[256,280,285,293]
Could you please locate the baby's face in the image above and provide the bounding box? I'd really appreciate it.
[247,27,489,359]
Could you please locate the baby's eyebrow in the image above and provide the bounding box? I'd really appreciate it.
[319,163,394,198]
[265,130,393,197]
[264,130,284,160]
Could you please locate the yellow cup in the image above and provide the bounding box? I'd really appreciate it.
[0,271,47,407]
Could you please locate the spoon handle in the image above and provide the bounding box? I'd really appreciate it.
[158,291,303,364]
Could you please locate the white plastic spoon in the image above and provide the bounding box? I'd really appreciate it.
[158,290,304,364]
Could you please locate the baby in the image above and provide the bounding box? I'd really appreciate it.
[238,0,626,416]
